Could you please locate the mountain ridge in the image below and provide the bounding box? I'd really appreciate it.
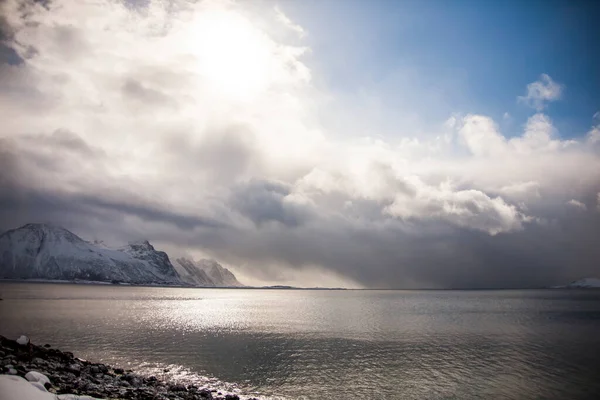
[173,257,243,287]
[0,223,243,287]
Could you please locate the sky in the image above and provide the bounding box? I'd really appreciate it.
[0,0,599,288]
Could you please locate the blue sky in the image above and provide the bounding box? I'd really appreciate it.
[281,0,599,138]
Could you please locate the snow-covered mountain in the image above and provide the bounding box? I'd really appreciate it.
[174,258,243,287]
[0,223,243,287]
[201,259,243,287]
[174,258,214,286]
[563,278,600,288]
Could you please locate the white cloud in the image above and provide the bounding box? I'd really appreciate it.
[587,125,600,145]
[509,113,570,154]
[566,199,587,211]
[585,112,600,145]
[518,74,563,111]
[275,7,306,38]
[458,114,508,157]
[384,177,526,235]
[458,113,570,157]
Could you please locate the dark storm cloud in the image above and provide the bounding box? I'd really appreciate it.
[161,125,259,185]
[1,141,600,288]
[0,13,22,65]
[192,208,600,289]
[229,180,312,227]
[0,180,224,234]
[2,125,600,289]
[0,137,223,234]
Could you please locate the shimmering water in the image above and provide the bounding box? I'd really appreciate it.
[1,283,599,399]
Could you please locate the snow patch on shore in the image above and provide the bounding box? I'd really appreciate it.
[16,335,30,345]
[0,374,103,400]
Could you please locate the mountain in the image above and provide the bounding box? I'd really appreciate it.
[563,278,600,288]
[0,223,242,287]
[201,259,243,287]
[174,258,214,286]
[174,258,243,287]
[0,223,180,284]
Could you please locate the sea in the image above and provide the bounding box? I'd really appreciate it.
[1,282,599,400]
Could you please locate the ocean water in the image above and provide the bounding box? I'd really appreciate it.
[1,283,599,399]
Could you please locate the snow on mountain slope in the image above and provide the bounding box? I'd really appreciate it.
[565,278,600,288]
[0,224,180,284]
[174,258,243,287]
[174,257,215,286]
[120,240,179,280]
[200,259,244,287]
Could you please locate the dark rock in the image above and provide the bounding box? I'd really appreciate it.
[169,383,187,392]
[198,390,214,399]
[114,367,125,374]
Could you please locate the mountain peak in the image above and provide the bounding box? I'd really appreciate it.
[3,223,85,246]
[127,240,154,250]
[18,223,74,235]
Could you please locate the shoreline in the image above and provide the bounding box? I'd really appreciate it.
[0,335,255,400]
[0,279,348,290]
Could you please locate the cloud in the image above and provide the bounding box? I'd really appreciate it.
[384,177,526,235]
[275,7,306,38]
[0,0,599,288]
[566,199,587,211]
[518,74,563,111]
[587,121,600,145]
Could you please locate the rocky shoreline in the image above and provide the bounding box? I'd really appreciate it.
[0,335,255,400]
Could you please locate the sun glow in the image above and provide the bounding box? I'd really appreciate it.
[187,10,273,101]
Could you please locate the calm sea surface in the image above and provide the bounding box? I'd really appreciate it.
[1,283,599,399]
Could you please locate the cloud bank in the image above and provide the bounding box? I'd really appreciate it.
[1,0,599,288]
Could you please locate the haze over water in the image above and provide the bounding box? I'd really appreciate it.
[1,282,599,400]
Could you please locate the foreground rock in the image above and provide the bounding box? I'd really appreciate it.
[0,335,256,400]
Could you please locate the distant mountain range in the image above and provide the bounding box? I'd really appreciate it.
[0,223,242,287]
[557,278,600,289]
